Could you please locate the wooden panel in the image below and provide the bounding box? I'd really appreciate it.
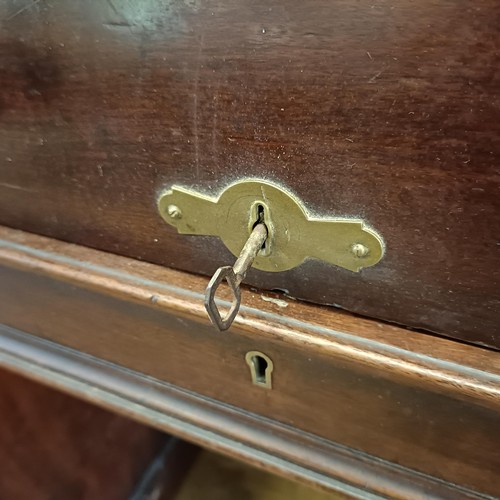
[0,367,164,500]
[0,1,499,347]
[0,227,498,499]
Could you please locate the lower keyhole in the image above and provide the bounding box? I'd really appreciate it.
[251,355,268,384]
[245,351,273,389]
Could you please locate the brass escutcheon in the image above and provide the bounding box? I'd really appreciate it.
[157,179,384,273]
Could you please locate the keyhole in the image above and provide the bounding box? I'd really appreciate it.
[245,351,273,389]
[252,204,267,251]
[249,201,272,256]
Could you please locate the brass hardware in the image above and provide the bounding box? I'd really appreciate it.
[158,179,384,330]
[166,204,182,220]
[245,351,273,389]
[351,243,370,258]
[205,223,268,331]
[158,179,384,273]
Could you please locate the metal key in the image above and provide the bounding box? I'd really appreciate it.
[204,223,267,331]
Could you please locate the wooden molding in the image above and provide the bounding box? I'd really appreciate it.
[0,226,499,499]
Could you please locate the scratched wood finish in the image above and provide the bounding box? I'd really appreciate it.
[0,367,165,500]
[0,1,499,348]
[0,227,499,498]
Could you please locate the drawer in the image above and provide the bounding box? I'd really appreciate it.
[1,226,499,499]
[0,1,499,348]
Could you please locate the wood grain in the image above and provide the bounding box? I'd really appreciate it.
[0,226,498,498]
[0,367,165,500]
[0,1,499,347]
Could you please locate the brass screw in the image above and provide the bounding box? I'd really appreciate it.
[352,243,369,258]
[167,204,182,219]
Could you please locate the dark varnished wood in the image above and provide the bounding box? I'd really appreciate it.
[0,227,499,499]
[0,366,165,500]
[0,1,499,348]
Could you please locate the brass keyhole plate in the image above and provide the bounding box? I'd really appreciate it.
[157,179,384,273]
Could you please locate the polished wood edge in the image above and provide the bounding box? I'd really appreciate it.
[0,324,488,500]
[0,226,499,409]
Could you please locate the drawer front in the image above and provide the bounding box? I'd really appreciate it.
[1,228,499,498]
[0,1,499,347]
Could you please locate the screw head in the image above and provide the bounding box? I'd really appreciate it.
[167,204,182,219]
[352,243,369,258]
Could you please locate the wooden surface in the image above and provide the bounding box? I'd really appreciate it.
[0,226,498,499]
[0,1,499,348]
[0,366,165,500]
